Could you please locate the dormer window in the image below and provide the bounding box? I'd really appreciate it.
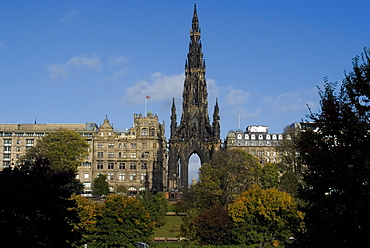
[245,134,249,139]
[237,134,242,139]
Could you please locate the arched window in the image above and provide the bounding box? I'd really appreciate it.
[266,134,271,140]
[237,134,242,139]
[245,134,249,139]
[278,134,283,140]
[272,134,277,140]
[141,128,148,136]
[258,134,263,140]
[251,134,256,140]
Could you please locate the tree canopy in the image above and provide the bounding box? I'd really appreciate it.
[0,159,81,247]
[21,130,89,173]
[228,186,303,248]
[92,174,110,197]
[180,148,261,211]
[296,48,370,247]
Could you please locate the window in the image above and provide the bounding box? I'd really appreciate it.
[119,163,125,169]
[129,173,137,180]
[245,134,249,139]
[251,134,256,140]
[26,139,34,146]
[141,173,146,180]
[123,152,127,158]
[118,152,122,158]
[98,143,104,148]
[4,139,12,145]
[141,162,147,169]
[16,140,21,144]
[141,152,149,159]
[3,154,11,159]
[97,152,104,158]
[130,143,137,148]
[130,163,136,170]
[108,152,114,158]
[123,143,127,148]
[237,134,242,139]
[142,142,147,149]
[153,143,157,149]
[97,162,103,169]
[108,162,114,169]
[141,128,148,136]
[108,173,114,180]
[3,161,10,168]
[108,143,114,148]
[151,129,155,136]
[3,146,11,152]
[259,134,263,140]
[16,147,20,152]
[119,173,125,180]
[84,173,89,179]
[83,162,92,167]
[258,151,264,156]
[130,152,136,158]
[119,143,122,148]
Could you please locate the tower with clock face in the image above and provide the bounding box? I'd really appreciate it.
[168,4,221,191]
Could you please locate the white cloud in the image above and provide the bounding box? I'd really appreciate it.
[122,72,184,104]
[225,88,251,106]
[47,55,101,80]
[263,91,317,113]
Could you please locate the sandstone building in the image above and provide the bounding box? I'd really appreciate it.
[0,113,167,195]
[225,125,285,165]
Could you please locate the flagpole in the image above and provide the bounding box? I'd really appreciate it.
[145,97,147,117]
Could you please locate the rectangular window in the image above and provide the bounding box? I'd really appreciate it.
[16,140,21,144]
[130,163,136,170]
[141,173,146,181]
[97,162,103,169]
[98,143,104,148]
[108,152,114,158]
[118,152,122,158]
[119,143,122,149]
[142,143,147,149]
[3,161,10,168]
[141,152,149,158]
[119,163,125,169]
[130,152,136,158]
[152,143,157,149]
[16,147,20,152]
[108,143,114,148]
[108,162,114,169]
[108,173,114,180]
[141,128,148,136]
[84,173,89,179]
[119,173,125,180]
[26,139,34,146]
[3,146,11,152]
[129,173,136,180]
[4,139,12,145]
[3,154,11,159]
[97,152,104,158]
[141,162,147,170]
[130,143,136,148]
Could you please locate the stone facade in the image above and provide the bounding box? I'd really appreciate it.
[225,125,285,165]
[168,4,221,191]
[0,113,167,196]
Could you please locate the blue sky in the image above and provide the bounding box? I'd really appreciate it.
[1,1,370,139]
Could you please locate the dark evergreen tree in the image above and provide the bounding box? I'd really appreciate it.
[296,48,370,247]
[92,174,109,197]
[0,159,81,247]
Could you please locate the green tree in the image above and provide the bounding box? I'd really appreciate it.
[296,48,370,247]
[0,159,81,247]
[259,162,279,189]
[21,130,89,173]
[92,194,154,247]
[279,171,300,197]
[92,174,109,197]
[138,191,167,227]
[228,186,303,248]
[181,149,261,210]
[195,205,234,245]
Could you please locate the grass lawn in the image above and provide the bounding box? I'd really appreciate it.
[153,216,184,238]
